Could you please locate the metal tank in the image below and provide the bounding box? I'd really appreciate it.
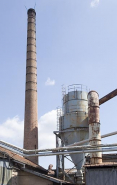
[59,84,89,170]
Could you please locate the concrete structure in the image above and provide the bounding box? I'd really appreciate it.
[24,8,38,164]
[88,91,102,164]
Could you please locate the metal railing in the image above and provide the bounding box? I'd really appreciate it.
[68,84,88,93]
[62,84,88,98]
[62,85,66,97]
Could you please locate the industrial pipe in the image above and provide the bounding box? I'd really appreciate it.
[2,128,116,154]
[88,91,102,164]
[24,147,117,157]
[70,131,117,146]
[99,89,117,105]
[2,140,117,157]
[1,130,117,153]
[1,140,117,154]
[1,141,117,157]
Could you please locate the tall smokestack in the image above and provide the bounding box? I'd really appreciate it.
[24,8,38,164]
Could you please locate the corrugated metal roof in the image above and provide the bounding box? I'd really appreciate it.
[0,146,46,172]
[0,146,73,184]
[23,168,73,184]
[103,154,117,157]
[85,162,117,168]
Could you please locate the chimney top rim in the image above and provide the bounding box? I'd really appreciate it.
[27,8,36,15]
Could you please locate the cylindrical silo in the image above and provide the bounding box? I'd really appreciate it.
[59,84,89,170]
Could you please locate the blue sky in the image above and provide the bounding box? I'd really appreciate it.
[0,0,117,168]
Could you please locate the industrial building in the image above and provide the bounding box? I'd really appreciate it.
[0,146,72,185]
[0,7,117,185]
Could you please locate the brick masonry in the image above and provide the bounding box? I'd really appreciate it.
[24,9,38,164]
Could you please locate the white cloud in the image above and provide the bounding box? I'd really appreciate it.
[0,110,57,149]
[90,0,99,7]
[0,110,61,169]
[45,77,55,86]
[39,110,57,149]
[0,116,24,147]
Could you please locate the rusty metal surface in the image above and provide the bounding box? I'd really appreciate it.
[85,165,117,185]
[99,89,117,105]
[88,91,99,107]
[88,107,100,123]
[60,112,88,130]
[60,130,89,170]
[63,90,88,105]
[89,123,101,142]
[86,154,117,164]
[63,100,88,113]
[85,162,117,167]
[88,91,102,164]
[59,87,89,170]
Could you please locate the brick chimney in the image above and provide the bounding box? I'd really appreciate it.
[24,8,38,164]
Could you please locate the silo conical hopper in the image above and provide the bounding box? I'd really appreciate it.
[59,85,89,170]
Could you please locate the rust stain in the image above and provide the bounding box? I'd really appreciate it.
[88,91,102,164]
[99,89,117,105]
